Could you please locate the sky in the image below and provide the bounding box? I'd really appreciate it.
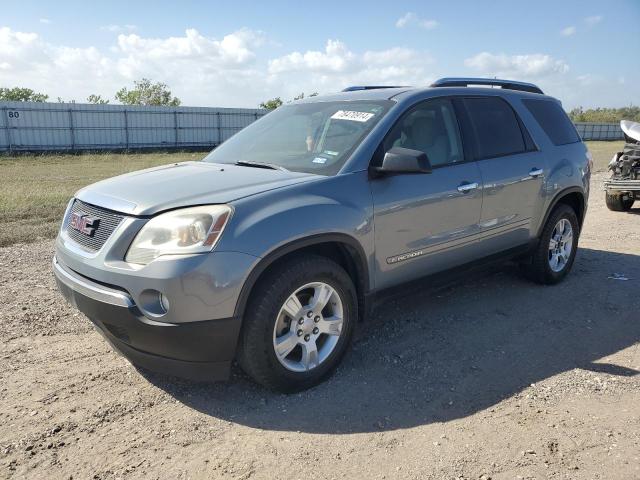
[1,0,638,109]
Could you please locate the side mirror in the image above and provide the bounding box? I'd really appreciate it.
[375,147,432,175]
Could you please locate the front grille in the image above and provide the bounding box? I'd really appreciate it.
[64,199,124,252]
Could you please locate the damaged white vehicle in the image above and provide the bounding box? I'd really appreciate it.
[605,120,640,211]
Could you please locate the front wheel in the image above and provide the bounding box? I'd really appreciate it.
[522,204,580,285]
[237,254,356,392]
[605,192,634,212]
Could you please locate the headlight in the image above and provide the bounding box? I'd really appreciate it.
[125,205,232,265]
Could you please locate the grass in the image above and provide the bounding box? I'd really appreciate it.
[0,141,625,248]
[0,151,207,247]
[585,140,623,172]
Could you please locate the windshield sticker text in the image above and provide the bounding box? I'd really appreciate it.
[331,110,375,123]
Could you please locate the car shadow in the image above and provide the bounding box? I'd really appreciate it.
[142,247,639,433]
[625,206,640,215]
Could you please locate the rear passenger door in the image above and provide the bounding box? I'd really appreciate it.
[459,96,545,254]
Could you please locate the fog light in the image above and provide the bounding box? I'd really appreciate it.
[139,289,169,318]
[160,294,170,313]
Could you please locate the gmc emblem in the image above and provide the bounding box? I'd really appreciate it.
[69,211,99,237]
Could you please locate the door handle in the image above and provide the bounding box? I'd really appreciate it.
[457,182,479,193]
[529,168,544,178]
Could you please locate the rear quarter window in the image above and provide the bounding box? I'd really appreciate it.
[462,97,526,159]
[522,99,580,146]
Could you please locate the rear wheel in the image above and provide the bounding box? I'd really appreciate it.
[522,204,579,285]
[605,192,634,212]
[237,254,356,393]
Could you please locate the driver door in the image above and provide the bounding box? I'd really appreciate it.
[370,98,484,290]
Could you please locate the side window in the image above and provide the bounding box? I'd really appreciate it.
[384,98,464,167]
[463,97,526,159]
[522,99,580,146]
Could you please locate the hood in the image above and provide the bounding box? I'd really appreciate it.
[621,120,640,143]
[75,161,318,215]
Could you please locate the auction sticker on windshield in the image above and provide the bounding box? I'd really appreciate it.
[331,110,375,122]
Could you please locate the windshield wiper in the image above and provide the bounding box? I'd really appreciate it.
[235,160,289,172]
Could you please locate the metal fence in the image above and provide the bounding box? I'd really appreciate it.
[0,101,625,152]
[574,122,624,141]
[0,101,266,152]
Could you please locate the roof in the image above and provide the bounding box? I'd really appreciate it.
[298,77,551,104]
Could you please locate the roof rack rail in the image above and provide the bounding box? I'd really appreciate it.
[431,77,544,95]
[342,85,408,92]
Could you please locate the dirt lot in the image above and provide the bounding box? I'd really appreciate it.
[1,151,639,479]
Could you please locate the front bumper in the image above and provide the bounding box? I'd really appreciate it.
[53,256,241,381]
[604,178,640,192]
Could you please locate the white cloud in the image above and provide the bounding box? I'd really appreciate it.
[2,26,634,110]
[267,40,435,96]
[100,24,137,33]
[561,26,576,36]
[117,28,263,69]
[268,40,354,74]
[39,18,51,25]
[395,12,438,29]
[462,51,640,109]
[2,27,430,107]
[0,26,269,106]
[584,15,602,26]
[464,52,569,78]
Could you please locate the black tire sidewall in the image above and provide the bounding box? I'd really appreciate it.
[606,192,634,211]
[537,205,580,283]
[239,255,356,392]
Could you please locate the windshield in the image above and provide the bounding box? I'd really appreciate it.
[203,100,392,175]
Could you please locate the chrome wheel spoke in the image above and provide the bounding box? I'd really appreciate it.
[318,315,343,336]
[563,231,573,244]
[548,238,558,250]
[282,293,303,319]
[300,341,319,371]
[274,331,299,359]
[310,284,334,312]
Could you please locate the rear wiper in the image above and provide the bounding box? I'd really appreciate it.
[235,160,289,172]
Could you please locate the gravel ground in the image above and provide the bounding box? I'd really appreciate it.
[1,170,639,480]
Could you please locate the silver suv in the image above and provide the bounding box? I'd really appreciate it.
[54,78,591,392]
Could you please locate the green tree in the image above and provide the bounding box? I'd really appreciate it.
[115,78,181,106]
[260,92,319,109]
[87,94,109,104]
[0,87,49,102]
[568,106,640,123]
[259,97,283,110]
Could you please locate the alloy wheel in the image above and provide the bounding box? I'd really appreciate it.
[548,218,573,272]
[272,282,344,372]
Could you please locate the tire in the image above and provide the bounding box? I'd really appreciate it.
[237,254,357,393]
[522,204,580,285]
[605,192,634,212]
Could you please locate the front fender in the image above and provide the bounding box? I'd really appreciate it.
[216,170,375,285]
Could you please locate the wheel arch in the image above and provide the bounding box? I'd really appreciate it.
[537,187,586,237]
[233,233,370,323]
